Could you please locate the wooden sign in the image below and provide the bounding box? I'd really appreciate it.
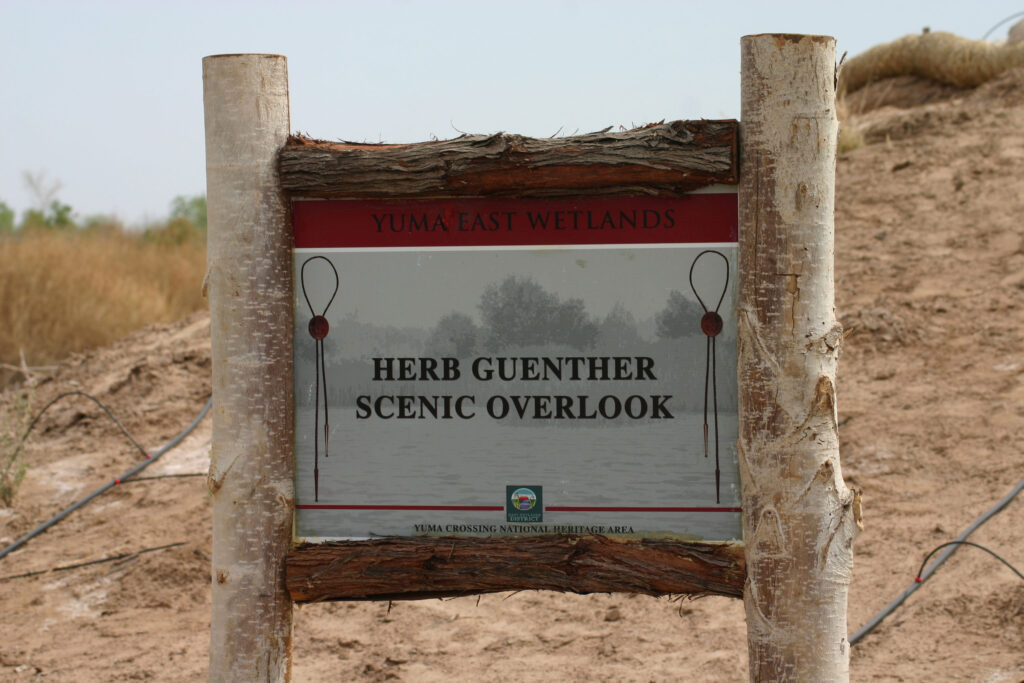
[280,122,746,601]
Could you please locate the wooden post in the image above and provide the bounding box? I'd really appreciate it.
[738,35,861,681]
[203,54,294,682]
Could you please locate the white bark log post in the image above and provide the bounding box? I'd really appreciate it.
[739,35,861,681]
[203,54,294,682]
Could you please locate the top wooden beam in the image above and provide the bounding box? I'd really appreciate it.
[278,120,738,199]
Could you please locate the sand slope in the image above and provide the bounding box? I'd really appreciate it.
[3,70,1024,681]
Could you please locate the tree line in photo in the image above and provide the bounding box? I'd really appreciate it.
[295,274,738,414]
[0,183,209,383]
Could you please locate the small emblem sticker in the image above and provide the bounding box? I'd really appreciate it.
[506,486,543,523]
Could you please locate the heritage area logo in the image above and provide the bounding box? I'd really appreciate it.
[506,486,543,523]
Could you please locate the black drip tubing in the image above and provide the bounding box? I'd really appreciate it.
[0,398,212,561]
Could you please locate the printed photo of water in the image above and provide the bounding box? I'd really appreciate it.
[294,244,740,541]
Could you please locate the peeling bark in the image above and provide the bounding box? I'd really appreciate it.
[286,536,744,602]
[739,34,861,682]
[278,120,737,199]
[204,54,294,683]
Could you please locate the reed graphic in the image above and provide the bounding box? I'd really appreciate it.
[689,249,729,504]
[300,256,339,501]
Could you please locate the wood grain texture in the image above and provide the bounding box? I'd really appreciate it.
[739,34,859,682]
[286,536,745,602]
[204,54,294,682]
[278,120,737,199]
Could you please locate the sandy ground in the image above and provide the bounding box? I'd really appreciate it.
[3,70,1024,682]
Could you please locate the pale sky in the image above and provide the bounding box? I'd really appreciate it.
[2,1,1020,226]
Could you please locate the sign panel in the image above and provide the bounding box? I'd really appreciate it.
[293,192,739,541]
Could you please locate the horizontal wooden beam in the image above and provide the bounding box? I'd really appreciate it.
[278,120,738,200]
[286,535,745,602]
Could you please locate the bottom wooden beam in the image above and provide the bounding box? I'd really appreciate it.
[286,535,745,602]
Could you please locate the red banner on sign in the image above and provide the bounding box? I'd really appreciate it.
[292,194,736,248]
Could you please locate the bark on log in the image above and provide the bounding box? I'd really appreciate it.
[286,536,744,602]
[739,34,861,682]
[204,54,294,683]
[278,120,737,199]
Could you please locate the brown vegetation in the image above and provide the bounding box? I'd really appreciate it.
[839,29,1024,94]
[0,228,206,382]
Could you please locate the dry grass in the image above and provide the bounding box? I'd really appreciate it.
[0,386,32,506]
[840,30,1024,94]
[0,229,206,372]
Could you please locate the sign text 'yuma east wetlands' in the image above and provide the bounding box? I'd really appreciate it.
[291,195,731,247]
[372,205,680,233]
[292,193,740,542]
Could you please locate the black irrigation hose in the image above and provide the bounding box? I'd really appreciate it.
[915,541,1024,584]
[0,398,212,561]
[849,473,1024,646]
[981,10,1024,41]
[126,473,207,482]
[20,391,150,459]
[0,541,186,581]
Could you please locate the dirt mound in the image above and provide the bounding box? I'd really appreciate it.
[836,63,1024,680]
[844,74,969,114]
[847,68,1024,147]
[3,73,1024,680]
